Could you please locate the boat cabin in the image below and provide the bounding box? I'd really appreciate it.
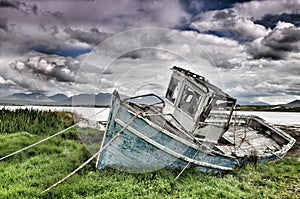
[164,66,236,144]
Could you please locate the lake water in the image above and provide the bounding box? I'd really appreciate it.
[236,111,299,126]
[1,105,299,126]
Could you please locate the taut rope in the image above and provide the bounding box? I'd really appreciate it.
[0,108,108,161]
[41,112,142,194]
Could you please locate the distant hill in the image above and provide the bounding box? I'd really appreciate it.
[11,93,50,101]
[49,94,69,102]
[0,93,54,105]
[0,92,111,107]
[1,92,298,110]
[237,99,300,107]
[237,99,300,112]
[284,100,300,108]
[58,93,111,107]
[237,101,270,106]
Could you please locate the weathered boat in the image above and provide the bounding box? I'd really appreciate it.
[96,66,295,174]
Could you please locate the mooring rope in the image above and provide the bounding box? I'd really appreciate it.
[41,112,142,194]
[175,150,199,180]
[0,108,108,161]
[233,106,238,152]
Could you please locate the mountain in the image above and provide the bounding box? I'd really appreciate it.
[0,93,54,105]
[57,94,96,106]
[49,94,69,102]
[96,93,112,106]
[10,93,50,101]
[10,93,30,100]
[237,101,270,106]
[0,92,111,107]
[59,93,111,106]
[284,100,300,107]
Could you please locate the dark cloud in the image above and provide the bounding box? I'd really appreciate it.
[0,0,19,9]
[191,9,267,41]
[179,0,252,15]
[247,25,300,60]
[0,0,188,57]
[213,9,235,20]
[255,13,300,28]
[46,11,64,21]
[32,4,38,15]
[0,17,8,32]
[119,51,142,60]
[51,25,59,36]
[216,60,236,69]
[51,67,74,82]
[0,0,38,15]
[264,28,300,51]
[64,27,111,45]
[179,0,203,15]
[39,24,47,32]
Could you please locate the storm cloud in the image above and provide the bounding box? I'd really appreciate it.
[64,27,111,45]
[255,13,300,28]
[0,17,8,32]
[247,22,300,60]
[0,0,299,104]
[0,0,38,14]
[191,9,267,40]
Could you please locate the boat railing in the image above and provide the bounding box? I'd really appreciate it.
[198,121,225,128]
[123,93,165,107]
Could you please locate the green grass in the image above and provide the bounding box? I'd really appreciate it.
[0,108,74,134]
[0,109,299,198]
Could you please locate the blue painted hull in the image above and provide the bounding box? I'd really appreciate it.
[97,94,241,173]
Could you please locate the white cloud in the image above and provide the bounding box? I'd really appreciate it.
[233,0,300,20]
[247,21,300,60]
[190,0,300,41]
[0,75,15,85]
[78,28,244,96]
[221,57,300,104]
[190,9,268,40]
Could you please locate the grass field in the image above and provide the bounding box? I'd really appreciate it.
[0,109,299,198]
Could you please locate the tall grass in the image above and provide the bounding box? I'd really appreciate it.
[0,108,74,135]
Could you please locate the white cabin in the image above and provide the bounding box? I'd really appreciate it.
[163,67,236,144]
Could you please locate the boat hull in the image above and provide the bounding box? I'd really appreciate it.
[97,94,240,173]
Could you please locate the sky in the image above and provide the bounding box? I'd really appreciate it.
[0,0,299,104]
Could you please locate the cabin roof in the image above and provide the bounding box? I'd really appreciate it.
[172,66,236,102]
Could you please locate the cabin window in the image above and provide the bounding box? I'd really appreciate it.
[166,77,181,103]
[178,85,201,118]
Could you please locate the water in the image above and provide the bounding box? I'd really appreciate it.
[1,105,299,126]
[236,111,300,126]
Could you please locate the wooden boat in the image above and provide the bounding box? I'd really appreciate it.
[96,66,295,173]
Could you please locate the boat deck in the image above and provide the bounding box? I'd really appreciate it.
[216,125,281,157]
[124,102,289,160]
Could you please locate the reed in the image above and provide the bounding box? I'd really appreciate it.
[0,108,74,135]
